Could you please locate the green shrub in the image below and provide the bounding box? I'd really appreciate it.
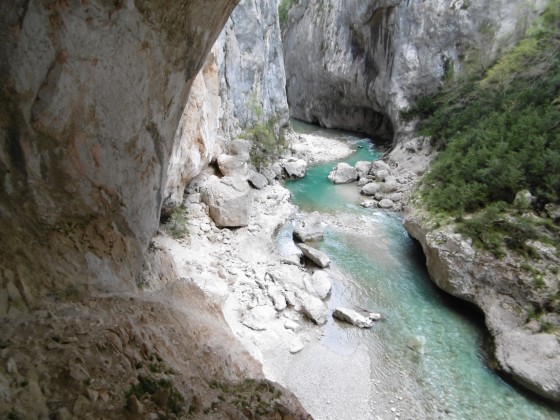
[406,0,560,215]
[278,0,294,27]
[168,205,189,239]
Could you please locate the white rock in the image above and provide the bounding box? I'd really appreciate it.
[328,162,358,184]
[378,198,395,209]
[200,176,251,227]
[332,307,373,328]
[284,159,308,178]
[289,337,305,354]
[298,244,330,268]
[293,211,324,242]
[354,161,372,178]
[305,271,332,299]
[361,182,381,196]
[299,293,328,325]
[217,154,248,177]
[284,319,301,331]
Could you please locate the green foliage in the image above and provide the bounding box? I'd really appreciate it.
[278,0,294,27]
[406,1,560,215]
[168,205,189,239]
[127,375,185,416]
[239,95,289,170]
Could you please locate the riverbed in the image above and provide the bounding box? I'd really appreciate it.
[277,121,558,419]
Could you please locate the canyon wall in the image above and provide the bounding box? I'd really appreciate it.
[0,0,239,298]
[163,0,289,209]
[282,0,546,142]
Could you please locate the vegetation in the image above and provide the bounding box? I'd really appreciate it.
[127,375,185,416]
[167,205,189,239]
[278,0,295,27]
[403,0,560,216]
[238,94,289,170]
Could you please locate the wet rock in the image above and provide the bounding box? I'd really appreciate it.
[298,244,330,268]
[407,336,426,354]
[332,307,373,328]
[200,176,251,227]
[328,162,358,184]
[293,212,324,242]
[284,159,308,178]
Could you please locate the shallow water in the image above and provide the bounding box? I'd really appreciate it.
[279,121,559,419]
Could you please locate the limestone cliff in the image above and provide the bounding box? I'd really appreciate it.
[0,0,236,295]
[163,0,289,209]
[282,0,546,141]
[404,208,560,402]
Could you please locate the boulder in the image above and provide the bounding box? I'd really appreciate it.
[299,293,328,325]
[293,212,324,242]
[370,160,391,173]
[381,180,398,193]
[514,190,535,209]
[373,169,389,181]
[357,177,372,186]
[200,176,251,227]
[378,198,395,209]
[354,161,372,178]
[304,271,332,299]
[328,162,358,184]
[229,139,252,161]
[284,159,308,178]
[361,201,378,209]
[332,307,373,328]
[217,154,248,177]
[361,182,381,196]
[248,171,268,190]
[298,244,330,268]
[289,337,305,354]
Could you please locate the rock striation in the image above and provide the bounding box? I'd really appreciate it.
[283,0,546,142]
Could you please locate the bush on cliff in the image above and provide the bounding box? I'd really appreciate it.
[403,0,560,215]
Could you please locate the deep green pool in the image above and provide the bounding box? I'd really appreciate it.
[279,121,559,419]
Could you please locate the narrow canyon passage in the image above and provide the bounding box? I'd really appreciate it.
[275,122,558,419]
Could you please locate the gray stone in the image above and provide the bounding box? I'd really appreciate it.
[284,159,308,178]
[299,293,328,325]
[328,162,358,184]
[248,171,268,190]
[242,306,277,331]
[361,201,378,209]
[378,198,395,209]
[298,244,330,268]
[354,161,372,178]
[305,271,332,299]
[381,181,398,194]
[217,154,248,177]
[361,182,381,196]
[201,176,251,227]
[289,337,305,354]
[332,307,373,328]
[545,203,560,221]
[293,211,324,242]
[373,169,390,181]
[268,287,287,311]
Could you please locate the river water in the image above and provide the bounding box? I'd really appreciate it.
[277,121,558,419]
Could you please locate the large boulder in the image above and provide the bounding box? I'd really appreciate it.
[229,139,252,162]
[298,244,330,268]
[217,154,249,177]
[332,308,373,328]
[299,293,328,325]
[284,159,308,178]
[304,271,332,299]
[354,161,372,178]
[361,182,381,196]
[247,171,268,190]
[200,176,251,227]
[328,162,358,184]
[293,212,324,242]
[544,203,560,221]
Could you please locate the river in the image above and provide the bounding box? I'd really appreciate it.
[276,120,558,419]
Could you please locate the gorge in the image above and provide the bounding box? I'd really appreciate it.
[1,0,559,418]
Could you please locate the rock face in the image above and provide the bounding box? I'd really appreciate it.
[163,0,289,210]
[404,208,560,402]
[0,0,237,295]
[283,0,546,141]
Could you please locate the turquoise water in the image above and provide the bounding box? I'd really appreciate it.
[280,122,559,419]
